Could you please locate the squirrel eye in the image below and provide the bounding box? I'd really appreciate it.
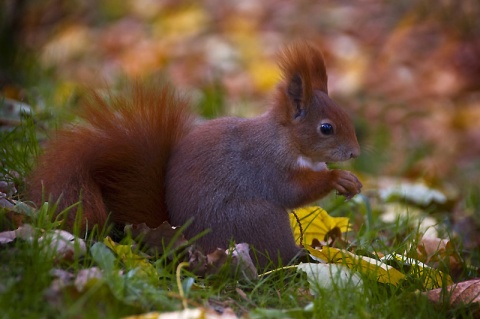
[320,123,334,135]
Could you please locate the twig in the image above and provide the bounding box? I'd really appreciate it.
[292,210,304,247]
[176,261,190,309]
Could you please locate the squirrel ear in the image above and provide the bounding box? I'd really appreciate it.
[278,41,329,120]
[287,73,306,119]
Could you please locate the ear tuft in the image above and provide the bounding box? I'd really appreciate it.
[278,41,328,102]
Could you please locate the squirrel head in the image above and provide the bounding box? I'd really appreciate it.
[275,41,360,164]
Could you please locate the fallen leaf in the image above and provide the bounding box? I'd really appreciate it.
[90,242,116,273]
[307,246,405,286]
[103,237,158,283]
[188,248,210,276]
[188,246,214,276]
[206,248,228,270]
[123,308,240,319]
[297,263,364,295]
[229,243,258,280]
[290,206,350,247]
[44,269,76,309]
[382,254,453,289]
[49,268,75,288]
[0,225,86,262]
[0,229,16,244]
[416,236,461,270]
[209,298,244,317]
[0,224,36,242]
[426,279,480,308]
[126,222,188,255]
[40,229,87,262]
[74,267,104,291]
[188,243,258,280]
[379,181,447,206]
[47,267,103,294]
[44,264,127,313]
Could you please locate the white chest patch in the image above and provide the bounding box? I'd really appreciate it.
[296,156,328,172]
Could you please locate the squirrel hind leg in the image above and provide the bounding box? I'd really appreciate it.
[188,201,301,268]
[243,201,301,266]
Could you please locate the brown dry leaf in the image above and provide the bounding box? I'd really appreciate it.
[417,236,461,270]
[1,227,88,263]
[188,246,228,276]
[188,243,257,280]
[126,222,188,255]
[206,248,229,275]
[229,243,258,281]
[426,279,480,308]
[209,298,246,317]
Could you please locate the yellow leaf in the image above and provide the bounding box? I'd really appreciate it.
[247,59,281,92]
[103,237,158,282]
[381,254,453,289]
[154,5,208,40]
[53,81,77,107]
[307,246,406,286]
[290,206,351,246]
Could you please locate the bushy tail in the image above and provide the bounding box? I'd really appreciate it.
[28,83,195,229]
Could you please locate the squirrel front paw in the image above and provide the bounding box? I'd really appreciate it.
[330,169,363,200]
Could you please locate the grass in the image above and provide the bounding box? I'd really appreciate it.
[1,86,480,319]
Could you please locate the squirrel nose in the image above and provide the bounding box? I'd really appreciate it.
[350,147,360,159]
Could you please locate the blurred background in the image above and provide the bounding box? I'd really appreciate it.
[1,0,479,190]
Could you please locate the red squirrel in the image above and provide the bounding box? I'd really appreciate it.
[28,41,362,266]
